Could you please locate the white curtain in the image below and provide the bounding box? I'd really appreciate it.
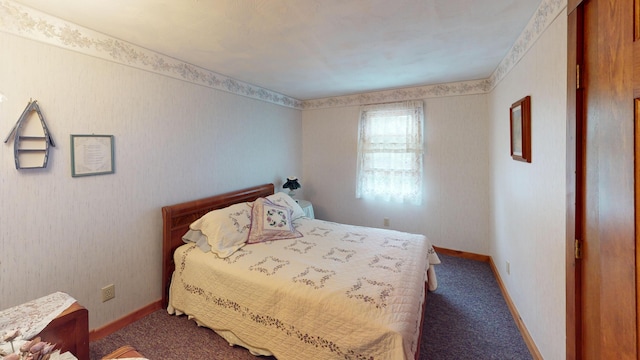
[356,100,424,205]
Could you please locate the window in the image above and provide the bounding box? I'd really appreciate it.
[356,101,424,205]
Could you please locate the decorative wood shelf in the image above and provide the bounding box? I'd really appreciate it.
[4,100,55,169]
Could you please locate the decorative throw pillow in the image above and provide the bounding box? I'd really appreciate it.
[247,197,302,244]
[189,202,253,258]
[266,192,306,219]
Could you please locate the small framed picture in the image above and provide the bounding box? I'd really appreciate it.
[510,96,531,163]
[70,134,115,177]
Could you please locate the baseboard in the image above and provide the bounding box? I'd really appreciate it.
[89,299,162,342]
[487,258,543,360]
[433,246,490,262]
[436,247,542,360]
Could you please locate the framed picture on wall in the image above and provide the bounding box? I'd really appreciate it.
[70,134,115,177]
[510,96,531,163]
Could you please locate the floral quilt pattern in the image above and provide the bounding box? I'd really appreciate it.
[169,217,440,360]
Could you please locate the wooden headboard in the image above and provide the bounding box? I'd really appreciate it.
[161,183,275,307]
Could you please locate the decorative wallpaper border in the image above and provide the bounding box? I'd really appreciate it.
[304,0,566,109]
[302,79,492,110]
[0,0,303,109]
[0,0,565,110]
[487,0,566,89]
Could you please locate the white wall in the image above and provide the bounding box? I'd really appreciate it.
[0,31,301,329]
[0,2,568,357]
[302,5,568,359]
[488,10,567,359]
[302,94,490,255]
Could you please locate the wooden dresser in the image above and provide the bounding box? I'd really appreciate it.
[36,302,89,360]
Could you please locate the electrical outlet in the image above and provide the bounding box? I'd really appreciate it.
[383,218,390,227]
[102,284,115,302]
[506,261,511,275]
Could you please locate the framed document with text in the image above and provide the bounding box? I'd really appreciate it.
[70,134,115,177]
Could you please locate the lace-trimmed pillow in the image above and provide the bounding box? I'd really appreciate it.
[266,192,306,219]
[247,198,302,244]
[188,202,253,258]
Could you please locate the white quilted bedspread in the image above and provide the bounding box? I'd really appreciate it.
[168,217,440,360]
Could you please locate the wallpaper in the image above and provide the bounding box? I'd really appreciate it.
[0,0,566,109]
[304,0,566,109]
[0,0,303,109]
[0,30,301,329]
[487,9,567,359]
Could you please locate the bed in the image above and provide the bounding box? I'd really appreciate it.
[161,183,440,360]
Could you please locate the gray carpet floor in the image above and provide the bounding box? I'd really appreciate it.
[421,254,532,359]
[90,254,532,359]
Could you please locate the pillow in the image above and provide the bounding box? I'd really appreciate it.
[247,197,302,244]
[182,229,212,253]
[266,192,306,219]
[189,202,253,258]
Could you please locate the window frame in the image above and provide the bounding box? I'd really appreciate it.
[355,100,424,205]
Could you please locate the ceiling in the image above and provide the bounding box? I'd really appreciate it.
[13,0,542,100]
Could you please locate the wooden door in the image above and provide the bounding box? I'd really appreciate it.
[568,0,638,358]
[634,0,640,355]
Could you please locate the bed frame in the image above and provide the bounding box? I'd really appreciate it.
[161,183,274,308]
[161,182,426,359]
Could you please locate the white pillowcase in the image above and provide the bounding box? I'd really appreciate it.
[188,201,253,258]
[266,192,306,219]
[182,229,212,252]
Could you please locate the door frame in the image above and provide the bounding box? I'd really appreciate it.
[566,1,583,359]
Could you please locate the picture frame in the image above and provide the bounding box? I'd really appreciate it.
[510,96,531,163]
[70,134,115,177]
